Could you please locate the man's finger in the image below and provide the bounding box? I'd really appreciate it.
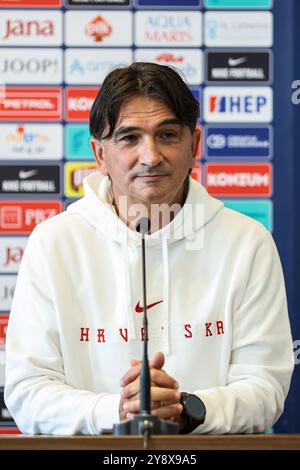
[152,403,183,420]
[150,368,179,389]
[120,364,141,387]
[149,351,165,369]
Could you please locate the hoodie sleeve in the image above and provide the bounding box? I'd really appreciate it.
[4,228,120,435]
[192,231,294,434]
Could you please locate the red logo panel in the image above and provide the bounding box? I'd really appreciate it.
[0,87,62,122]
[191,162,202,183]
[0,314,9,348]
[205,163,272,197]
[0,201,62,235]
[0,0,61,6]
[66,87,99,122]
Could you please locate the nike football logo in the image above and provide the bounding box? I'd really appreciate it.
[228,57,247,67]
[135,300,163,313]
[19,169,39,179]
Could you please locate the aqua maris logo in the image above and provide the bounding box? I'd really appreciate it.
[6,125,48,144]
[146,14,192,29]
[135,11,202,46]
[204,87,272,123]
[84,15,113,42]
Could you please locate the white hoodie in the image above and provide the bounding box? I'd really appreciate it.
[4,173,294,435]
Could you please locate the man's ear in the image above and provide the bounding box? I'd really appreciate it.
[90,138,109,176]
[189,127,201,173]
[192,126,201,158]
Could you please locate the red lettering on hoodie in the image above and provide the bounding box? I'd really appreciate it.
[97,329,106,343]
[184,324,192,338]
[80,328,89,342]
[119,328,128,342]
[216,321,224,335]
[205,323,212,337]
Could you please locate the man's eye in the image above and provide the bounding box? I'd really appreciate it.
[121,135,137,142]
[161,131,177,138]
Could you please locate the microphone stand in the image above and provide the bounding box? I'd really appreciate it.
[113,218,179,449]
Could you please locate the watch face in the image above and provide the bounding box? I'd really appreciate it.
[185,394,206,421]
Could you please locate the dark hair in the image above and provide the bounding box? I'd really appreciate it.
[89,62,200,140]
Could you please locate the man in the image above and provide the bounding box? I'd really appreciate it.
[5,63,293,435]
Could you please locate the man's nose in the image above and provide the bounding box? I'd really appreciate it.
[139,137,163,167]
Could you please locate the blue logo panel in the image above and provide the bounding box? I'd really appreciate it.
[222,199,273,232]
[205,126,272,159]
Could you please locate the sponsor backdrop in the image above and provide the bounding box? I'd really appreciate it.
[0,0,299,433]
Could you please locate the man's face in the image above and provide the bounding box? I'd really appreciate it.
[91,96,200,208]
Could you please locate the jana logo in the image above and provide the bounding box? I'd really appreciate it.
[209,95,267,114]
[85,16,113,42]
[2,19,55,40]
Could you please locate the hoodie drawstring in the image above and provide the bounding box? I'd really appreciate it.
[121,241,136,341]
[162,237,170,355]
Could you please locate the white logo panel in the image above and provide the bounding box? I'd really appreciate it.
[134,48,203,85]
[65,48,133,84]
[65,11,132,47]
[135,11,202,47]
[204,11,273,47]
[204,87,273,123]
[0,124,63,160]
[0,10,62,46]
[0,237,27,274]
[0,275,17,311]
[0,48,63,84]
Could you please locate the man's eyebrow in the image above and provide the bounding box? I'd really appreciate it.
[113,119,183,138]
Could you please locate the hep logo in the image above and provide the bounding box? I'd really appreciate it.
[85,16,113,42]
[209,95,267,114]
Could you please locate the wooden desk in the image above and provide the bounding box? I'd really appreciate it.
[0,434,299,450]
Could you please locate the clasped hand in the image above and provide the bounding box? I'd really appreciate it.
[119,351,186,429]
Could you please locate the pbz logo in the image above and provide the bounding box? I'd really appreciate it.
[204,87,272,123]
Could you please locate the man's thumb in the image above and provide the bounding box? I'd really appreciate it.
[149,351,165,369]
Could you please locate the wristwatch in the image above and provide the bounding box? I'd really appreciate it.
[180,392,206,434]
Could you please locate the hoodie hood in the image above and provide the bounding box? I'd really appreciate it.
[67,172,224,354]
[67,172,224,247]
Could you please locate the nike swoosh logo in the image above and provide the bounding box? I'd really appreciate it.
[135,300,163,313]
[228,57,247,67]
[19,169,39,179]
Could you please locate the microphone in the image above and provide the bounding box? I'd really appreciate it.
[113,217,179,448]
